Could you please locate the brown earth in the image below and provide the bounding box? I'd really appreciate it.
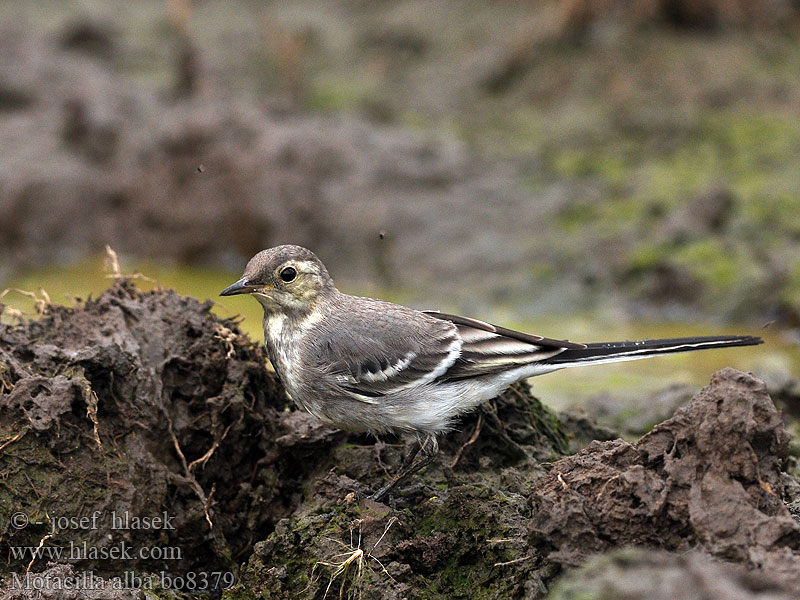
[1,283,798,599]
[530,368,800,590]
[547,548,799,600]
[0,281,337,592]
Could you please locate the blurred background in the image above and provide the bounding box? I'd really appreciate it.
[1,0,798,410]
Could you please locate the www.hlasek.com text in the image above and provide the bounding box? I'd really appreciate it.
[11,541,182,562]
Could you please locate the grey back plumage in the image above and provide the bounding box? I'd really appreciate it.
[304,299,580,397]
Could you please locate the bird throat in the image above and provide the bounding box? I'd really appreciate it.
[262,309,330,427]
[262,308,321,394]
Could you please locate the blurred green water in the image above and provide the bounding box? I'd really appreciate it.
[1,256,794,409]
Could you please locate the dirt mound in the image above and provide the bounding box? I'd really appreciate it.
[226,382,571,598]
[1,281,576,598]
[530,368,800,589]
[2,283,798,598]
[0,281,348,591]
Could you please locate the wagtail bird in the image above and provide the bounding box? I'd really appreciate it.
[221,245,762,500]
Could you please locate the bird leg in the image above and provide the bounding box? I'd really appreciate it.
[370,435,439,503]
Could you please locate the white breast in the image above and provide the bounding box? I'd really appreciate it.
[264,314,298,392]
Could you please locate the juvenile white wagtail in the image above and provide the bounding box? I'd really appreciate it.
[221,245,762,500]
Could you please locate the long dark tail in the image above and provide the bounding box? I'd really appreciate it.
[541,335,763,369]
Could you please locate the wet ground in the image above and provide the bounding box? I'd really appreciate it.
[2,1,800,324]
[1,282,798,599]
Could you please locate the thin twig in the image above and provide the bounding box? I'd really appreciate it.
[493,555,533,568]
[0,429,27,452]
[450,413,483,468]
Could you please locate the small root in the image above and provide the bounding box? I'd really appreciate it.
[85,388,103,452]
[213,324,238,359]
[0,287,53,319]
[450,413,483,468]
[105,245,122,277]
[0,429,28,452]
[166,412,215,529]
[188,422,233,473]
[25,527,54,574]
[311,516,399,600]
[493,555,533,568]
[595,474,618,499]
[1,306,25,323]
[317,548,364,600]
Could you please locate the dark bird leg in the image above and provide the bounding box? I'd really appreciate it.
[371,435,439,503]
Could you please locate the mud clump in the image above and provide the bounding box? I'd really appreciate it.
[0,281,345,591]
[229,384,573,599]
[229,384,572,598]
[530,368,800,591]
[231,471,554,599]
[0,281,572,598]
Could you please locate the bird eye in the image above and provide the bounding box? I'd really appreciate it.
[279,266,297,282]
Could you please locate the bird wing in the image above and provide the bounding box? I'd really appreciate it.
[314,308,463,400]
[313,304,586,400]
[422,311,583,381]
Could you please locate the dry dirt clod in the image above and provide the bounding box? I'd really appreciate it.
[0,280,338,588]
[530,368,800,594]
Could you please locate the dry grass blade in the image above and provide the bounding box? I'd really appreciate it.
[0,287,53,317]
[104,245,156,283]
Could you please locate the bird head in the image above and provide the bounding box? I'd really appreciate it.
[220,245,335,315]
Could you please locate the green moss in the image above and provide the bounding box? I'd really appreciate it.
[627,243,668,272]
[781,257,800,308]
[307,74,379,113]
[556,200,600,233]
[230,480,541,599]
[551,149,628,187]
[671,238,738,291]
[640,113,800,225]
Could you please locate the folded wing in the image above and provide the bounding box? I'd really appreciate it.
[423,311,578,380]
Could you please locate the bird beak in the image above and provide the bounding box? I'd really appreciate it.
[220,277,257,296]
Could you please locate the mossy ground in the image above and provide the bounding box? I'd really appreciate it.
[228,484,553,600]
[225,383,569,600]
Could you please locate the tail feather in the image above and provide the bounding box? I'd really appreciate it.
[541,335,763,369]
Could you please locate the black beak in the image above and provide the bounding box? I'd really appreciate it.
[219,278,252,296]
